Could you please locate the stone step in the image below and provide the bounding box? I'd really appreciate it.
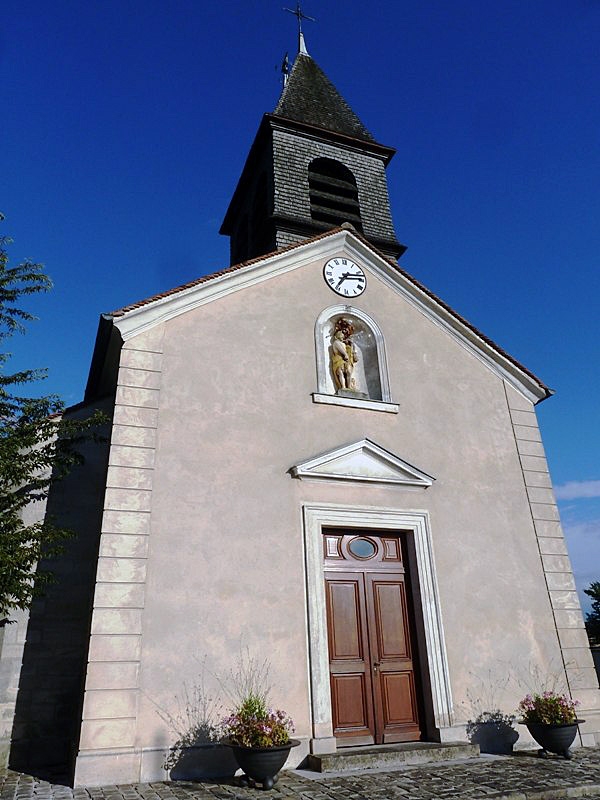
[306,741,480,773]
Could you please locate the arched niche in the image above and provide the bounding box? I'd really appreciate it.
[314,306,392,403]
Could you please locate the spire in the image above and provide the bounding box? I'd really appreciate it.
[221,16,404,264]
[299,31,309,56]
[273,51,376,143]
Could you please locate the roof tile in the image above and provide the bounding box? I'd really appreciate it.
[273,53,375,143]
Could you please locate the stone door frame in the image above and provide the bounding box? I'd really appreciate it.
[302,503,454,753]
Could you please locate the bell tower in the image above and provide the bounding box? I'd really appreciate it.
[220,36,405,264]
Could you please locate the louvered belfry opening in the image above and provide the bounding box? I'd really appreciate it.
[308,158,363,232]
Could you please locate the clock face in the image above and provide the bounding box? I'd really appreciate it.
[323,258,366,297]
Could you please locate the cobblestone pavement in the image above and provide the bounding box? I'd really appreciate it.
[4,749,600,800]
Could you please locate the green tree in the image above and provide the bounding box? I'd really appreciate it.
[0,227,104,621]
[584,581,600,648]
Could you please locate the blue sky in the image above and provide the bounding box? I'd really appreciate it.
[3,1,599,610]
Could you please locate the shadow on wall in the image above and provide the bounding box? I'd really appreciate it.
[466,716,519,755]
[9,401,112,785]
[592,649,600,684]
[169,744,238,781]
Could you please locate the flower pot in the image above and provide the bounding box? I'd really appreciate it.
[169,743,238,780]
[224,738,300,790]
[525,720,584,759]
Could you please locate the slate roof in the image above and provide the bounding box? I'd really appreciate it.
[106,227,551,400]
[273,53,376,143]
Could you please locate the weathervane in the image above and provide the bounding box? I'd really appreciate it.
[283,2,315,57]
[283,1,315,35]
[280,52,290,88]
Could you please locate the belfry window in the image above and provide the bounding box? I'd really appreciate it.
[308,158,362,231]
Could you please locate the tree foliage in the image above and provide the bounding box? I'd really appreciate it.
[0,230,105,620]
[584,581,600,648]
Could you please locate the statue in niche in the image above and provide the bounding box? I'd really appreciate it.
[331,318,360,393]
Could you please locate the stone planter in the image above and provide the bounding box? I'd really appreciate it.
[223,738,300,790]
[525,721,584,759]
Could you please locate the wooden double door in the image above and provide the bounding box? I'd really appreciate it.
[324,530,421,746]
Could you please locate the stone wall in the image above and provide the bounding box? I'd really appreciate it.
[74,329,164,786]
[505,382,600,745]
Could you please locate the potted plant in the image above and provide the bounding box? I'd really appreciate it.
[466,709,518,755]
[518,691,583,759]
[220,651,299,790]
[222,691,299,790]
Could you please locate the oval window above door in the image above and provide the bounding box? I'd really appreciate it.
[348,537,377,559]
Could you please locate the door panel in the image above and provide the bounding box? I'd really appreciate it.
[371,579,409,659]
[381,672,418,725]
[325,573,375,744]
[331,674,370,730]
[324,532,422,745]
[366,573,420,742]
[327,580,363,660]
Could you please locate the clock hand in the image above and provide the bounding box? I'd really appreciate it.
[335,273,350,288]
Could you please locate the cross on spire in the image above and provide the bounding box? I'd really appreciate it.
[283,2,315,54]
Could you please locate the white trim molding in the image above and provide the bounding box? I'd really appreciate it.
[302,503,454,753]
[312,393,399,413]
[291,439,434,488]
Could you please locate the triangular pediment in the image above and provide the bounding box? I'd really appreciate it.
[87,229,551,405]
[290,439,434,488]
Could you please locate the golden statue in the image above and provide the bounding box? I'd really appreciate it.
[331,319,359,392]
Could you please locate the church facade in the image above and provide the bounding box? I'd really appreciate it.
[2,38,599,786]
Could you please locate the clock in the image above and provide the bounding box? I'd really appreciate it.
[323,258,366,297]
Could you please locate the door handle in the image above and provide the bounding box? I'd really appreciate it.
[373,662,380,670]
